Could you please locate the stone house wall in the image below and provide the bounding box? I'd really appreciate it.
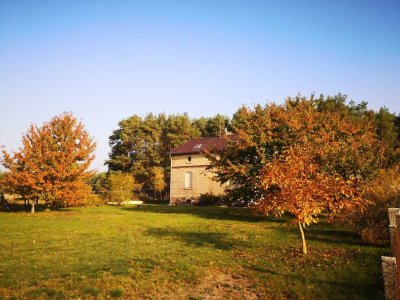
[170,154,225,205]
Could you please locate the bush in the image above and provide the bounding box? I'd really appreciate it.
[341,167,400,244]
[83,193,106,206]
[196,193,225,206]
[110,289,123,298]
[108,172,137,204]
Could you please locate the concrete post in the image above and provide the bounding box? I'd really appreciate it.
[396,215,400,299]
[389,208,400,226]
[382,256,397,300]
[389,209,400,254]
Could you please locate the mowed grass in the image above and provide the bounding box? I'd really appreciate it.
[0,205,389,299]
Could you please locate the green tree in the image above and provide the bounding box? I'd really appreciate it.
[164,113,201,151]
[204,114,232,137]
[108,172,137,204]
[107,114,163,191]
[88,172,109,196]
[192,117,208,137]
[375,107,399,165]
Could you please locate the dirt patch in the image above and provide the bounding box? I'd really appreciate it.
[185,269,262,300]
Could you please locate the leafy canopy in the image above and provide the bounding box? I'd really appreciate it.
[209,95,395,253]
[1,113,96,207]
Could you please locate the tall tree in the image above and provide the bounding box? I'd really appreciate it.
[164,113,201,151]
[1,113,96,211]
[204,114,232,137]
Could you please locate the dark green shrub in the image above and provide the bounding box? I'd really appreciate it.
[196,193,225,206]
[82,287,100,296]
[110,289,123,298]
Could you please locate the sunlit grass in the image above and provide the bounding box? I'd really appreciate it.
[0,205,389,299]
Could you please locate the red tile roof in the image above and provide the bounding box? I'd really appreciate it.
[171,136,235,155]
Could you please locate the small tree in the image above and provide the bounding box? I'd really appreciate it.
[151,167,165,199]
[108,172,136,204]
[1,113,96,212]
[88,172,109,195]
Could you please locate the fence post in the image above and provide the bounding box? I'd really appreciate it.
[382,256,397,300]
[389,209,400,252]
[394,214,400,299]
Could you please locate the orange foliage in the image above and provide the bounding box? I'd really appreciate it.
[1,113,96,207]
[254,99,381,227]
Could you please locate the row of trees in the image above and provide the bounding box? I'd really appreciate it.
[0,94,398,254]
[0,112,232,210]
[106,113,231,198]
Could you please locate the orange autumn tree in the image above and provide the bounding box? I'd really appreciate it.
[210,96,384,254]
[1,113,96,212]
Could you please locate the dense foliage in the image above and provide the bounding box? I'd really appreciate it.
[209,94,399,253]
[108,171,138,204]
[339,167,400,243]
[0,113,96,211]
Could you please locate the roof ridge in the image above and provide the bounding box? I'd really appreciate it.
[171,136,230,155]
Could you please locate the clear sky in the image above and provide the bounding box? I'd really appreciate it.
[1,0,399,171]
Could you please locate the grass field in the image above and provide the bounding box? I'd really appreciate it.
[0,205,389,299]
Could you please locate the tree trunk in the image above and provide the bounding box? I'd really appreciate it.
[31,202,35,213]
[298,222,307,255]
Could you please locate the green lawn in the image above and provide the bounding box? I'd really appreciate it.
[0,205,389,299]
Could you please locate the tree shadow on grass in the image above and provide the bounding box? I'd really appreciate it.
[0,203,80,213]
[146,227,247,250]
[121,204,285,224]
[274,222,388,248]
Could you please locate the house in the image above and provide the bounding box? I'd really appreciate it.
[169,137,231,205]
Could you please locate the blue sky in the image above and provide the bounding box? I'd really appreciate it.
[1,0,399,171]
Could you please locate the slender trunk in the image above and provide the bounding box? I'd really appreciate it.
[31,202,35,213]
[298,222,307,255]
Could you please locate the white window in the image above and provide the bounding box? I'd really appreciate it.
[184,172,193,189]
